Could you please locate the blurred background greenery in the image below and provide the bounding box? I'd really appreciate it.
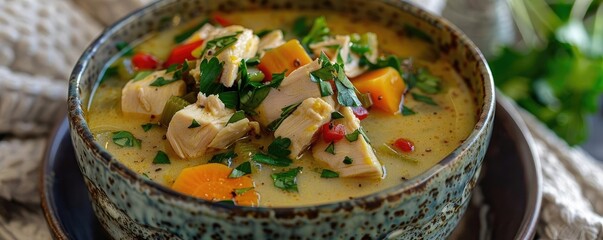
[489,0,603,146]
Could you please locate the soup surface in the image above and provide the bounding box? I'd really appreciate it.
[88,10,477,207]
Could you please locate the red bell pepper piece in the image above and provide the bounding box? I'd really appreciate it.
[322,122,346,143]
[164,40,204,67]
[131,53,159,70]
[213,14,231,27]
[393,138,415,152]
[351,106,369,120]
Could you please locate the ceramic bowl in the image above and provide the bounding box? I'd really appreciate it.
[67,0,495,238]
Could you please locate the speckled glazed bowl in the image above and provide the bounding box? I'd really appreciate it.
[68,0,495,238]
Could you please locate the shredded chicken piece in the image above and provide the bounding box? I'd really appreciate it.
[121,70,186,118]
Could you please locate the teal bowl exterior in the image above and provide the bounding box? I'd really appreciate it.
[67,0,495,239]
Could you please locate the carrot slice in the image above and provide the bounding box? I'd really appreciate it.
[351,67,406,114]
[258,39,312,81]
[172,163,259,206]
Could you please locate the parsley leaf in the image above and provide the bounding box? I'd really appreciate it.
[331,111,344,119]
[229,161,252,178]
[209,150,237,166]
[201,32,240,57]
[199,57,224,94]
[174,19,210,43]
[334,64,362,107]
[188,119,201,128]
[133,71,152,82]
[412,92,438,106]
[415,68,442,94]
[153,151,171,164]
[292,16,310,38]
[234,187,254,195]
[271,167,302,192]
[267,102,301,131]
[252,153,292,167]
[218,91,239,109]
[343,156,353,165]
[112,131,141,148]
[227,110,246,125]
[141,123,154,132]
[402,106,416,116]
[301,16,330,50]
[360,55,402,74]
[149,77,179,87]
[325,142,335,155]
[320,169,339,178]
[345,129,360,142]
[268,137,292,158]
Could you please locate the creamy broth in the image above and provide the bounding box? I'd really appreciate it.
[88,10,476,207]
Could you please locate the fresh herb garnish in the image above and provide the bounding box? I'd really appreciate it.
[343,156,353,165]
[112,131,141,148]
[320,169,339,178]
[218,91,239,109]
[331,111,344,119]
[133,71,152,82]
[345,129,360,142]
[325,142,335,155]
[271,167,302,192]
[350,33,376,56]
[402,106,416,116]
[292,16,311,38]
[153,151,171,164]
[227,110,246,125]
[310,53,335,97]
[334,64,362,107]
[209,150,237,166]
[267,102,301,131]
[166,64,179,73]
[234,187,254,195]
[301,16,330,50]
[199,57,224,94]
[252,153,292,166]
[174,19,210,43]
[201,32,240,57]
[255,29,273,38]
[188,119,201,128]
[360,55,402,74]
[246,57,260,66]
[415,68,442,94]
[411,93,437,106]
[403,24,434,43]
[149,77,179,87]
[238,64,287,115]
[141,123,154,132]
[228,161,252,178]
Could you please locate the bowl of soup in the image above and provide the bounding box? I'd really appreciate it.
[68,0,495,238]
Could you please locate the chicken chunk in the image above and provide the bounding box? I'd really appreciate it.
[121,70,186,118]
[209,118,260,149]
[254,59,336,127]
[257,30,285,57]
[274,98,334,159]
[199,25,259,87]
[166,94,234,159]
[312,107,383,178]
[310,34,378,78]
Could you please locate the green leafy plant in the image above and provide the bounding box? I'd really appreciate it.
[490,0,603,145]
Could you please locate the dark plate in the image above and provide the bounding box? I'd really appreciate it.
[40,96,541,240]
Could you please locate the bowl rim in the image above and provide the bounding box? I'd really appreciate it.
[68,0,496,212]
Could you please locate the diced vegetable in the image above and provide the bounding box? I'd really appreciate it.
[181,92,198,104]
[258,39,312,81]
[131,53,159,70]
[172,163,258,206]
[164,40,204,67]
[213,14,232,27]
[301,16,330,50]
[234,141,259,162]
[351,106,369,120]
[393,138,415,152]
[320,169,339,178]
[351,67,406,114]
[248,71,265,82]
[321,122,345,143]
[159,96,190,127]
[112,131,141,148]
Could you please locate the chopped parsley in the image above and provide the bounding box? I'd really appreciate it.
[252,153,292,167]
[234,187,254,195]
[209,150,237,166]
[301,16,330,50]
[415,68,442,94]
[149,76,179,87]
[402,106,416,116]
[218,91,239,109]
[331,111,344,119]
[199,57,225,94]
[201,32,240,57]
[188,119,201,129]
[228,161,252,178]
[238,59,286,115]
[334,64,361,107]
[252,137,293,167]
[133,71,152,81]
[266,102,301,131]
[112,131,141,148]
[173,19,209,43]
[320,169,339,178]
[227,110,246,125]
[141,123,154,132]
[325,142,335,155]
[271,167,302,192]
[412,92,438,106]
[343,156,353,165]
[153,151,171,164]
[345,129,360,142]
